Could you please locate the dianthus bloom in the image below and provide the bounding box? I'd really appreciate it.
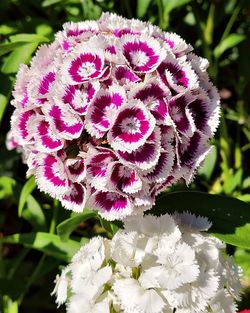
[8,13,220,219]
[52,213,241,313]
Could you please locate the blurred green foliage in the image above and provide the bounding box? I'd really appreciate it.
[0,0,250,312]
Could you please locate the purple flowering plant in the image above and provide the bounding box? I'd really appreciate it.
[8,13,220,220]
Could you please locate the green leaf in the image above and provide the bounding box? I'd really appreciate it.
[162,0,191,15]
[198,146,217,180]
[213,224,250,250]
[35,23,53,37]
[223,168,243,194]
[0,42,29,57]
[22,195,47,231]
[0,176,16,200]
[237,194,250,202]
[0,34,49,58]
[1,232,85,262]
[18,176,36,217]
[9,33,49,43]
[234,248,250,276]
[1,42,38,74]
[0,24,18,35]
[42,0,63,7]
[0,94,8,124]
[137,0,152,18]
[151,191,250,235]
[214,33,246,59]
[57,209,97,241]
[243,177,250,190]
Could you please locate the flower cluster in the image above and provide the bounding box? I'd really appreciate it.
[8,13,220,219]
[52,213,241,313]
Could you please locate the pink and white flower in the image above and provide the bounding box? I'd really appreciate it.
[62,47,105,84]
[8,13,220,219]
[108,100,155,152]
[121,34,165,73]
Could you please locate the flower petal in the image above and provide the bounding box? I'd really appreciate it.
[117,126,161,170]
[85,85,126,138]
[60,182,87,212]
[90,190,132,220]
[107,162,142,194]
[121,34,165,73]
[108,100,155,152]
[42,102,84,139]
[113,278,166,313]
[86,147,117,191]
[61,47,105,85]
[36,153,69,197]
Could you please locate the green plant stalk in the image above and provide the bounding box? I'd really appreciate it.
[18,200,59,305]
[191,2,214,76]
[49,199,59,234]
[219,111,232,190]
[18,254,47,304]
[204,1,215,45]
[156,0,165,29]
[221,2,242,42]
[7,248,29,280]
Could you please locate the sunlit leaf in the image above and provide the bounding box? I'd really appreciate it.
[198,146,217,180]
[162,0,191,15]
[243,177,250,190]
[214,33,246,59]
[0,176,16,200]
[214,224,250,250]
[223,168,243,194]
[18,176,36,217]
[1,43,38,74]
[0,42,28,57]
[234,248,250,276]
[137,0,152,18]
[42,0,63,7]
[9,33,49,43]
[1,232,86,261]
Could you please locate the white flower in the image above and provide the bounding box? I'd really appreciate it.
[52,213,241,313]
[51,266,71,307]
[209,289,238,313]
[113,278,168,313]
[67,294,110,313]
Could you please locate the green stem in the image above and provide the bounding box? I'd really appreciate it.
[18,200,59,305]
[191,2,212,63]
[156,0,165,29]
[49,199,59,234]
[221,2,242,42]
[204,2,215,45]
[7,248,29,280]
[18,254,46,304]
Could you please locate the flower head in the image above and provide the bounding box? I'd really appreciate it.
[52,213,241,313]
[8,13,220,219]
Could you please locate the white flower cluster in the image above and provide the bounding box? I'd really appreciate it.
[52,213,242,313]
